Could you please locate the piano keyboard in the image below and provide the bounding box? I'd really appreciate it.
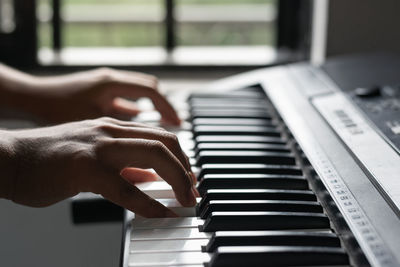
[125,87,355,267]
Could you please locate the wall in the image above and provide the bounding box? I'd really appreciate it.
[326,0,400,56]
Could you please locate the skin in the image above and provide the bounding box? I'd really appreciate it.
[0,65,181,124]
[0,64,198,217]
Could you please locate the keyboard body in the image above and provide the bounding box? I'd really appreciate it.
[121,53,400,267]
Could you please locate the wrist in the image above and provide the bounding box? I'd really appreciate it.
[0,80,53,122]
[0,130,18,200]
[0,65,47,117]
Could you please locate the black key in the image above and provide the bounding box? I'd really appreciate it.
[235,86,264,93]
[192,118,274,126]
[200,211,330,232]
[198,164,303,179]
[189,99,267,108]
[199,200,323,219]
[198,189,317,213]
[197,174,308,195]
[195,135,285,144]
[189,91,264,99]
[204,231,341,252]
[196,151,296,166]
[193,126,280,137]
[190,102,268,110]
[195,143,290,154]
[191,110,272,120]
[208,246,349,267]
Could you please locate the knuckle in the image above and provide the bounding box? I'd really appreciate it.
[147,140,175,161]
[149,140,168,155]
[95,67,116,83]
[93,122,115,134]
[98,116,112,121]
[164,132,184,156]
[98,116,120,125]
[162,132,179,145]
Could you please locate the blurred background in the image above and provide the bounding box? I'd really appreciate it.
[0,0,399,69]
[37,0,277,48]
[35,0,281,65]
[0,0,311,68]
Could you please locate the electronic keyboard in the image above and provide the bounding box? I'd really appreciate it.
[117,53,400,266]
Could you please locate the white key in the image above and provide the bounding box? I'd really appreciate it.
[135,111,161,123]
[130,239,208,253]
[184,150,195,158]
[189,158,197,166]
[134,199,200,218]
[157,199,198,217]
[178,110,190,121]
[176,129,194,138]
[131,228,210,241]
[128,251,211,266]
[136,181,175,199]
[191,166,200,176]
[132,217,203,229]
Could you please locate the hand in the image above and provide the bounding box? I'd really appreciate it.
[0,65,180,125]
[0,117,197,217]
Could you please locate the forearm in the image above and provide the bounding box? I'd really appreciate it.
[0,63,50,117]
[0,63,34,96]
[0,130,17,200]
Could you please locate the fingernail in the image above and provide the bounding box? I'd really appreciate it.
[192,186,200,197]
[190,172,197,185]
[186,171,193,187]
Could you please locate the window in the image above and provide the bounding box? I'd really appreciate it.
[0,0,312,68]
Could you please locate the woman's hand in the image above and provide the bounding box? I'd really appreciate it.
[0,117,197,217]
[0,65,180,125]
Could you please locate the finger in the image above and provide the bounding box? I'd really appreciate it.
[147,90,181,126]
[103,125,192,173]
[192,186,200,197]
[114,69,158,84]
[121,167,159,183]
[112,97,141,117]
[99,117,165,131]
[190,171,197,185]
[97,172,177,217]
[98,138,196,207]
[105,81,181,126]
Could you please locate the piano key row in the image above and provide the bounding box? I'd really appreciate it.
[128,90,350,266]
[129,217,348,267]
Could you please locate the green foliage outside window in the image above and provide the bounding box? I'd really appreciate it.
[38,0,276,48]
